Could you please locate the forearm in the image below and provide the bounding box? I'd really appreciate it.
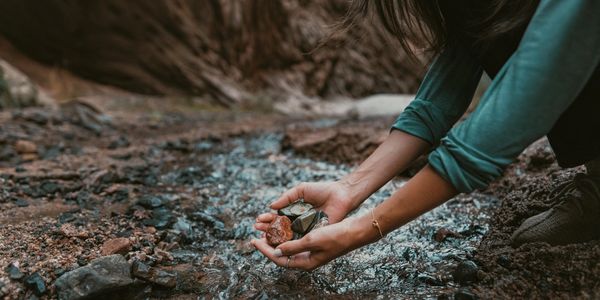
[349,165,457,246]
[340,129,430,209]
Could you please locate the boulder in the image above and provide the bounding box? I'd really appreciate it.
[54,255,134,300]
[0,59,53,109]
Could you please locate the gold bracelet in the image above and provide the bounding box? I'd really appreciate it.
[371,208,384,239]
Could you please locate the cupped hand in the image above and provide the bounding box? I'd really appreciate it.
[254,181,356,235]
[251,217,363,271]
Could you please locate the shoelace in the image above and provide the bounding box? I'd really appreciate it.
[547,174,600,216]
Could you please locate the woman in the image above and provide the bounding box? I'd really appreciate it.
[252,0,600,270]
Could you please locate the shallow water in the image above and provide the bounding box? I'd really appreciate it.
[160,132,499,299]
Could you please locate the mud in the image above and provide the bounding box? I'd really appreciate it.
[0,103,598,299]
[470,140,600,298]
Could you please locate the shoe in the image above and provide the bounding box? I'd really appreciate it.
[511,173,600,247]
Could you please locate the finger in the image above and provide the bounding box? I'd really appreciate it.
[256,213,277,223]
[276,236,317,256]
[286,252,314,270]
[251,238,289,267]
[253,222,270,232]
[270,184,306,209]
[252,239,317,270]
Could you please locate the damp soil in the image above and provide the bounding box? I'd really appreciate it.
[0,103,598,299]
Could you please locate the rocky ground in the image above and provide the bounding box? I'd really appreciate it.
[0,100,598,299]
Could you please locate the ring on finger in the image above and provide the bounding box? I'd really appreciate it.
[285,256,291,268]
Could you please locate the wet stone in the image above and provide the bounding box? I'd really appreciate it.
[453,260,479,284]
[55,255,134,300]
[278,201,313,220]
[312,213,329,230]
[5,263,24,280]
[291,209,317,234]
[266,215,293,246]
[24,273,46,296]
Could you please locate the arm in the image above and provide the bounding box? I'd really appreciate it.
[344,41,483,208]
[429,0,600,192]
[267,43,483,218]
[338,130,430,210]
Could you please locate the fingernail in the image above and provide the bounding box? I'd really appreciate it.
[273,249,283,257]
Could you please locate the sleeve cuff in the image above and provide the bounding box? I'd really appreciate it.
[391,99,457,145]
[427,132,512,193]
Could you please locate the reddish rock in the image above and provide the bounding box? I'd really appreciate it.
[266,216,293,246]
[100,238,131,256]
[14,140,37,154]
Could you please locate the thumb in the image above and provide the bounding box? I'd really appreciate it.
[270,183,307,209]
[275,236,317,257]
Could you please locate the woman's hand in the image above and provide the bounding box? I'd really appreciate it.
[251,216,373,271]
[252,181,368,270]
[254,181,357,234]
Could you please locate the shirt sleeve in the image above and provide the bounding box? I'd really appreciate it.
[428,0,600,193]
[391,43,483,145]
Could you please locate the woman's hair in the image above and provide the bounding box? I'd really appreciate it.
[343,0,538,60]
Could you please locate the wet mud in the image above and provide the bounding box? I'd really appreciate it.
[0,105,598,299]
[470,140,600,299]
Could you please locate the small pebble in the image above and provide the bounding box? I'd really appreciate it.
[5,263,24,280]
[24,273,46,296]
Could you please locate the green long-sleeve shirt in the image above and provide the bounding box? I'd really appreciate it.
[392,0,600,193]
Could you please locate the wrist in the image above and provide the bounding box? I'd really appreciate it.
[337,176,369,210]
[346,213,381,250]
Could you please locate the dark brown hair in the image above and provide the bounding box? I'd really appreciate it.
[343,0,538,60]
